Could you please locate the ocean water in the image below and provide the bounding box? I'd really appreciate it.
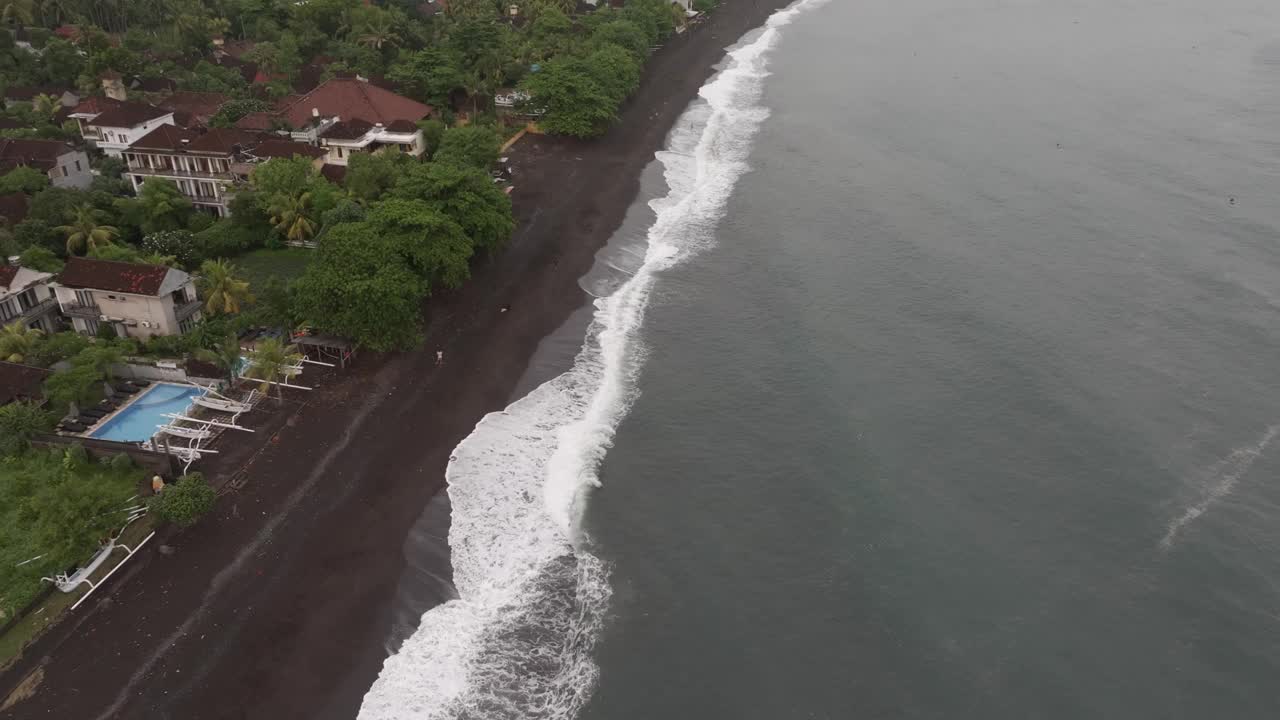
[362,0,1280,718]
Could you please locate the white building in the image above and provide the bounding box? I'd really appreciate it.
[80,102,176,157]
[53,257,202,339]
[0,263,59,332]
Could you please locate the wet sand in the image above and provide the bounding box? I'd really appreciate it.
[0,3,794,717]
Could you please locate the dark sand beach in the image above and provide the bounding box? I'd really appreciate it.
[0,2,794,717]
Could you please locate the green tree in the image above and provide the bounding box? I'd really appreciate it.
[0,319,42,363]
[0,0,33,25]
[292,224,427,351]
[209,98,272,128]
[43,362,102,408]
[56,205,117,255]
[242,337,301,402]
[417,118,445,159]
[433,125,501,169]
[0,400,52,456]
[521,56,617,138]
[0,166,49,194]
[343,151,409,205]
[365,199,473,288]
[148,472,216,527]
[355,11,400,49]
[388,47,466,106]
[589,20,649,59]
[193,333,244,384]
[391,162,514,254]
[584,43,642,105]
[267,190,318,244]
[141,229,197,267]
[135,179,193,234]
[198,258,254,315]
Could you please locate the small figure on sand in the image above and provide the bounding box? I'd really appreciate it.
[436,350,444,366]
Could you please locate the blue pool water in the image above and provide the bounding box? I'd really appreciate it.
[90,383,204,443]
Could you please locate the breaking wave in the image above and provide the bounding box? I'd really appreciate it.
[357,2,828,718]
[1160,424,1280,550]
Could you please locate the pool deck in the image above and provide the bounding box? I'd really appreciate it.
[77,382,205,443]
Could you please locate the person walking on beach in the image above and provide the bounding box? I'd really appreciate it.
[436,349,444,366]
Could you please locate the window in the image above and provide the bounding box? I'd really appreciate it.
[81,317,99,336]
[74,289,94,307]
[336,147,345,158]
[119,134,129,143]
[61,166,68,177]
[75,160,82,172]
[17,288,37,311]
[0,299,16,323]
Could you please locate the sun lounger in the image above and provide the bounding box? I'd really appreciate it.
[129,379,151,388]
[113,384,139,395]
[82,408,108,418]
[76,414,100,426]
[59,422,88,432]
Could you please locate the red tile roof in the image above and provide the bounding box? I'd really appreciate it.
[128,124,198,152]
[69,96,123,117]
[0,361,50,406]
[0,139,74,172]
[161,91,229,121]
[0,193,29,226]
[278,78,431,129]
[86,102,171,129]
[235,111,275,131]
[58,257,173,296]
[250,139,325,159]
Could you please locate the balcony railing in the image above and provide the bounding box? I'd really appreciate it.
[175,298,203,321]
[60,301,101,318]
[20,296,56,321]
[127,165,234,181]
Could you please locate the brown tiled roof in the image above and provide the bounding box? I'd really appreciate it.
[3,86,40,100]
[0,264,16,289]
[250,139,325,159]
[58,257,172,296]
[320,118,372,140]
[128,124,197,152]
[133,76,178,93]
[69,96,123,117]
[0,139,73,172]
[278,79,431,129]
[162,91,229,120]
[0,361,50,406]
[187,128,259,154]
[0,193,29,226]
[320,164,347,184]
[87,102,171,128]
[385,119,418,133]
[235,111,275,131]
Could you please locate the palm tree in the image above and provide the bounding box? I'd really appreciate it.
[0,0,34,25]
[243,337,301,404]
[193,333,244,384]
[356,14,400,50]
[32,93,60,123]
[267,191,317,245]
[197,258,253,316]
[0,320,42,363]
[57,205,117,256]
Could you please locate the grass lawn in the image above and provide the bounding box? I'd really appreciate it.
[235,247,313,289]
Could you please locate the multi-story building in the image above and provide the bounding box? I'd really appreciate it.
[0,139,93,189]
[236,77,432,164]
[122,127,323,216]
[52,257,202,339]
[80,101,176,156]
[0,262,59,332]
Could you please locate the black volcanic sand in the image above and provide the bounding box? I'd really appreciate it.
[0,2,796,718]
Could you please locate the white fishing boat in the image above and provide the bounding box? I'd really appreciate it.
[157,423,213,440]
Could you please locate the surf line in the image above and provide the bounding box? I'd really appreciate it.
[1160,423,1280,550]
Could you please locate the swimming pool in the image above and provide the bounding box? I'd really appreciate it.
[90,383,204,443]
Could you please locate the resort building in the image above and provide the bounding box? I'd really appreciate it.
[122,127,323,216]
[80,101,176,156]
[0,262,60,332]
[52,257,202,339]
[0,139,93,189]
[236,77,431,164]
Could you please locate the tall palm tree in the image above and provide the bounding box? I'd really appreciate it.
[57,205,117,256]
[0,0,34,25]
[193,333,244,384]
[267,191,317,245]
[0,320,42,363]
[32,93,60,124]
[243,337,301,404]
[356,14,400,50]
[198,258,253,315]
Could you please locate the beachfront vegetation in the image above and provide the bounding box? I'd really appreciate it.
[242,337,302,403]
[198,259,254,316]
[148,472,216,528]
[0,446,142,618]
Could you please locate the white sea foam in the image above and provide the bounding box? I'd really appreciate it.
[357,2,828,717]
[1160,424,1280,550]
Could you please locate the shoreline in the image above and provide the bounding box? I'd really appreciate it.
[0,2,796,717]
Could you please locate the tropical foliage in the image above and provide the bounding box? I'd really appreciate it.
[56,205,117,256]
[148,472,216,528]
[198,259,253,315]
[0,319,41,362]
[242,337,301,402]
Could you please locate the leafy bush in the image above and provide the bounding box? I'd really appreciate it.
[148,473,216,527]
[0,401,54,457]
[141,230,198,267]
[17,245,62,272]
[0,166,51,194]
